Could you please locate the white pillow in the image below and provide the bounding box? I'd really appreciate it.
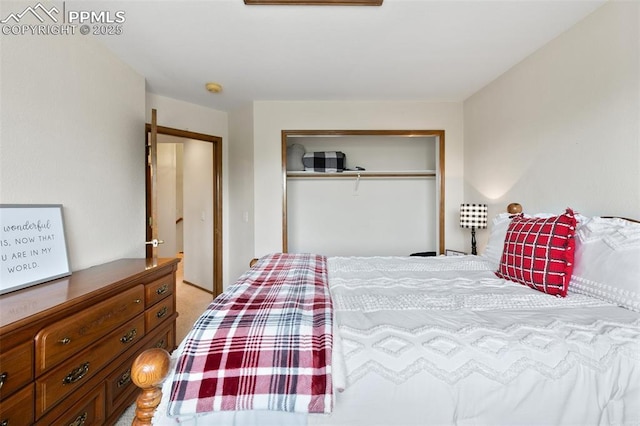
[569,217,640,312]
[286,143,305,171]
[481,213,513,268]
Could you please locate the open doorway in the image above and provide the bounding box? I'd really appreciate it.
[146,124,223,343]
[145,124,223,298]
[158,136,215,343]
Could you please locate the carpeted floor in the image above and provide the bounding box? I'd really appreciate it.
[115,403,136,425]
[115,253,213,425]
[174,254,215,343]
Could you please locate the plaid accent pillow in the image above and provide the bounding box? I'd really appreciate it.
[302,151,346,172]
[496,209,577,297]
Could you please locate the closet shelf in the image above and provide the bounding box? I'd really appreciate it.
[287,170,436,178]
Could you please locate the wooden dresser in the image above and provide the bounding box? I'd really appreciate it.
[0,257,180,426]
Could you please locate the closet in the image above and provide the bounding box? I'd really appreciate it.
[282,130,444,256]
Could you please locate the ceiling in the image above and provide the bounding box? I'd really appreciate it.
[92,0,606,112]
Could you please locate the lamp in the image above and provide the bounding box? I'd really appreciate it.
[460,203,488,255]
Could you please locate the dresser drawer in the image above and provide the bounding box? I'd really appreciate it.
[149,323,175,352]
[105,355,136,416]
[0,341,33,401]
[35,285,145,374]
[0,384,34,426]
[145,295,175,332]
[36,383,105,426]
[105,324,175,415]
[35,314,146,417]
[145,273,174,307]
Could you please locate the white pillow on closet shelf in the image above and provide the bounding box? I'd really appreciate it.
[286,144,305,171]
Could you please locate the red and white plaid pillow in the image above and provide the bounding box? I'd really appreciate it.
[495,209,577,297]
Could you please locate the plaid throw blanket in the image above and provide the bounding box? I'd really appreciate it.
[167,253,333,416]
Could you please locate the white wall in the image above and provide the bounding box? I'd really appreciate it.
[288,178,436,256]
[0,33,146,271]
[228,106,255,284]
[145,94,230,289]
[464,0,639,254]
[252,101,465,256]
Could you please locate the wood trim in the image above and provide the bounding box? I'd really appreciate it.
[601,216,640,223]
[182,280,214,295]
[151,111,158,258]
[145,110,158,259]
[287,171,436,178]
[281,131,289,253]
[213,133,223,297]
[282,129,437,137]
[281,129,445,254]
[145,129,152,258]
[146,125,221,143]
[437,131,445,255]
[145,124,224,298]
[245,0,382,5]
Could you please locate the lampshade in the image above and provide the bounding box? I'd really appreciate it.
[459,204,488,229]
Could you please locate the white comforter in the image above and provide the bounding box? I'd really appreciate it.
[153,255,640,426]
[321,256,640,425]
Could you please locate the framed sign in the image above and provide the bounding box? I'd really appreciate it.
[0,204,71,295]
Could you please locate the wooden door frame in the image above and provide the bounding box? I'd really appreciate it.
[281,129,445,254]
[145,124,223,297]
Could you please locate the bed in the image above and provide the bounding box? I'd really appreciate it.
[130,207,640,425]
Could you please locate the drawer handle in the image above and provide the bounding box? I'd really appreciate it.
[68,412,87,426]
[117,369,132,388]
[155,338,166,348]
[1,420,8,426]
[0,372,7,390]
[63,362,90,385]
[156,284,168,295]
[120,328,137,344]
[134,298,142,304]
[59,337,72,345]
[156,306,168,319]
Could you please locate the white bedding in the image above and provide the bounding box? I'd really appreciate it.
[152,255,640,425]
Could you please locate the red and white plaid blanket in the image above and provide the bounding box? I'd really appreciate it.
[167,253,333,416]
